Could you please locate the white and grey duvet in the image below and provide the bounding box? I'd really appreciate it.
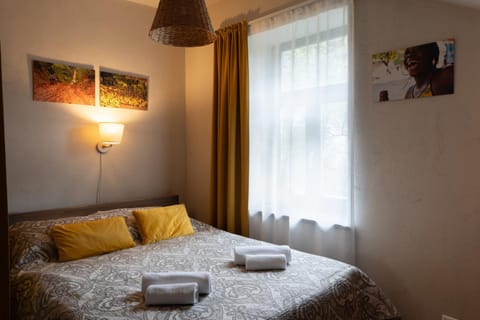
[9,209,400,320]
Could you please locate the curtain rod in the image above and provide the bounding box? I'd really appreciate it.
[248,0,319,25]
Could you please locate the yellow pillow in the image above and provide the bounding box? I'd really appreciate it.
[51,216,135,262]
[133,204,194,244]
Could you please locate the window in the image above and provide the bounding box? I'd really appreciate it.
[248,1,351,228]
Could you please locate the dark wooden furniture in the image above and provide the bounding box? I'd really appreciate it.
[8,195,180,225]
[1,43,10,320]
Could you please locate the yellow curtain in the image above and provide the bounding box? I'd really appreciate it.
[211,21,249,236]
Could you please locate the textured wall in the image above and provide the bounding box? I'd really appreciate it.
[0,0,186,212]
[355,0,480,319]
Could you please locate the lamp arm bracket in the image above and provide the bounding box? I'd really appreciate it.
[96,142,113,154]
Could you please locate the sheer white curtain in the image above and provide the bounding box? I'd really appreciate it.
[248,0,354,263]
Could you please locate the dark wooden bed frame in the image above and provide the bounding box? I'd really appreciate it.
[8,195,179,225]
[1,42,11,320]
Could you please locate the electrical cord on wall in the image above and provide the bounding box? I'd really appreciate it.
[96,153,103,204]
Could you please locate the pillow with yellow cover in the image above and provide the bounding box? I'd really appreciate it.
[133,204,194,244]
[51,216,136,262]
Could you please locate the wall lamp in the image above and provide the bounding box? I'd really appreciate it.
[96,122,124,154]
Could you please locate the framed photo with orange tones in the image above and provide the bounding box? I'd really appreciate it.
[32,59,95,105]
[100,69,148,111]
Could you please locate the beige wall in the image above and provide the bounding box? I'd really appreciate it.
[185,45,214,224]
[355,0,480,319]
[186,0,480,319]
[0,0,186,212]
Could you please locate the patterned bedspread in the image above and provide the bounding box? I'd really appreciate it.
[9,208,400,320]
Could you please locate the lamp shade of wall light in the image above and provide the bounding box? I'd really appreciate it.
[96,123,124,154]
[149,0,216,47]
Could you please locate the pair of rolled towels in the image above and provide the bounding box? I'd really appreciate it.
[142,272,211,306]
[234,245,292,271]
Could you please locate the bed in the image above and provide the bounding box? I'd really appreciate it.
[9,195,400,320]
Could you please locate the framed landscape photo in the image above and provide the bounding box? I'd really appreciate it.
[32,60,95,105]
[372,39,455,102]
[100,69,148,110]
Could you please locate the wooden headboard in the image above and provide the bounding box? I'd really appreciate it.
[8,195,179,225]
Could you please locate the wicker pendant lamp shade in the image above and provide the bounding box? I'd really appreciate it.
[149,0,216,47]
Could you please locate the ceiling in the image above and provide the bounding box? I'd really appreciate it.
[126,0,480,11]
[443,0,480,10]
[127,0,221,8]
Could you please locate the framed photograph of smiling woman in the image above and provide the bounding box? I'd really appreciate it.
[372,39,454,102]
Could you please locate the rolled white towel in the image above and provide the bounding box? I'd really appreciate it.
[234,245,291,265]
[245,254,287,271]
[144,282,199,306]
[142,272,211,294]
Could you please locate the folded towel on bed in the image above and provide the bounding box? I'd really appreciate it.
[245,254,287,271]
[234,245,291,265]
[144,282,199,306]
[142,272,211,294]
